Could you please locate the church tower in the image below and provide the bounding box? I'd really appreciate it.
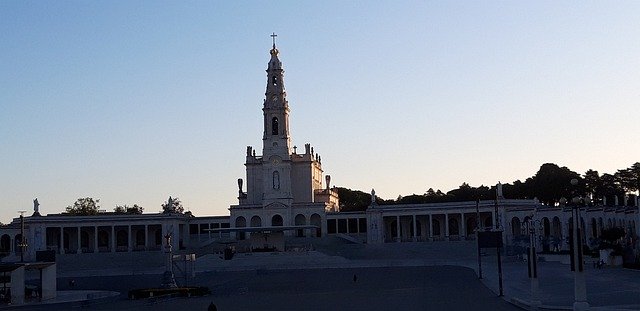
[231,35,339,242]
[262,39,291,156]
[260,36,293,206]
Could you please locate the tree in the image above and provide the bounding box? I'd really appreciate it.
[446,183,476,202]
[627,162,640,193]
[502,179,534,200]
[114,204,144,215]
[583,170,602,196]
[531,163,582,205]
[162,196,184,214]
[616,162,640,194]
[600,173,624,205]
[335,187,372,212]
[66,197,100,216]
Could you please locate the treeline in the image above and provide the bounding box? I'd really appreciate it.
[336,162,640,212]
[63,196,186,216]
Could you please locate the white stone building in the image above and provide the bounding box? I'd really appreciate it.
[228,41,339,241]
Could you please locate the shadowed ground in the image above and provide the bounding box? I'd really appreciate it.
[48,265,518,311]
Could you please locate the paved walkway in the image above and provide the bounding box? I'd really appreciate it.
[5,241,640,310]
[478,254,640,310]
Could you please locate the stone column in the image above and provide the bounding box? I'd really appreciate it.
[396,215,400,242]
[428,214,433,241]
[492,211,497,230]
[76,227,81,254]
[356,218,360,234]
[346,218,350,234]
[445,214,450,241]
[412,215,417,241]
[197,224,201,243]
[110,226,115,252]
[460,213,466,238]
[145,225,149,250]
[94,226,98,253]
[127,225,132,252]
[59,227,65,254]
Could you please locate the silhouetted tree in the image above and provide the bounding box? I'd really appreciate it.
[334,162,637,211]
[66,197,100,216]
[446,183,477,201]
[162,196,184,214]
[336,187,372,211]
[531,163,582,205]
[600,173,624,206]
[616,162,640,194]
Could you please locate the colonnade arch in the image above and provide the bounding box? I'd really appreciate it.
[511,217,521,236]
[250,216,262,227]
[295,214,306,237]
[271,214,283,227]
[432,219,441,236]
[310,213,322,237]
[448,218,459,236]
[0,234,10,254]
[235,216,247,240]
[466,217,476,236]
[542,217,550,237]
[552,217,561,237]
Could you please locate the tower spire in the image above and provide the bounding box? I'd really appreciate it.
[262,36,290,156]
[270,32,277,49]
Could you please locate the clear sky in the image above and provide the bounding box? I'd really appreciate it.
[2,1,639,223]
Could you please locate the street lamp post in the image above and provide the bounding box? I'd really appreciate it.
[525,216,542,309]
[570,178,589,311]
[18,211,27,263]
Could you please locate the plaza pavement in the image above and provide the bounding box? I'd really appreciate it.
[5,240,640,310]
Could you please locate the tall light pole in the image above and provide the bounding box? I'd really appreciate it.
[570,178,589,311]
[18,211,27,262]
[526,216,541,309]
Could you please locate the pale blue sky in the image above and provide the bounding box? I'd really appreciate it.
[2,1,639,223]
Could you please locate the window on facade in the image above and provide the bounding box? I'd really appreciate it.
[272,76,278,86]
[272,171,280,189]
[272,117,279,135]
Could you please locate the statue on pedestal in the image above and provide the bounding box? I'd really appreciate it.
[33,198,41,216]
[371,189,377,206]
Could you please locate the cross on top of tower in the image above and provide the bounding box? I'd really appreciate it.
[270,32,277,48]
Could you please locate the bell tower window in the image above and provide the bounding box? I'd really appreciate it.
[272,76,278,86]
[271,117,279,135]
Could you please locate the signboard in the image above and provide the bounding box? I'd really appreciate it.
[478,231,503,248]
